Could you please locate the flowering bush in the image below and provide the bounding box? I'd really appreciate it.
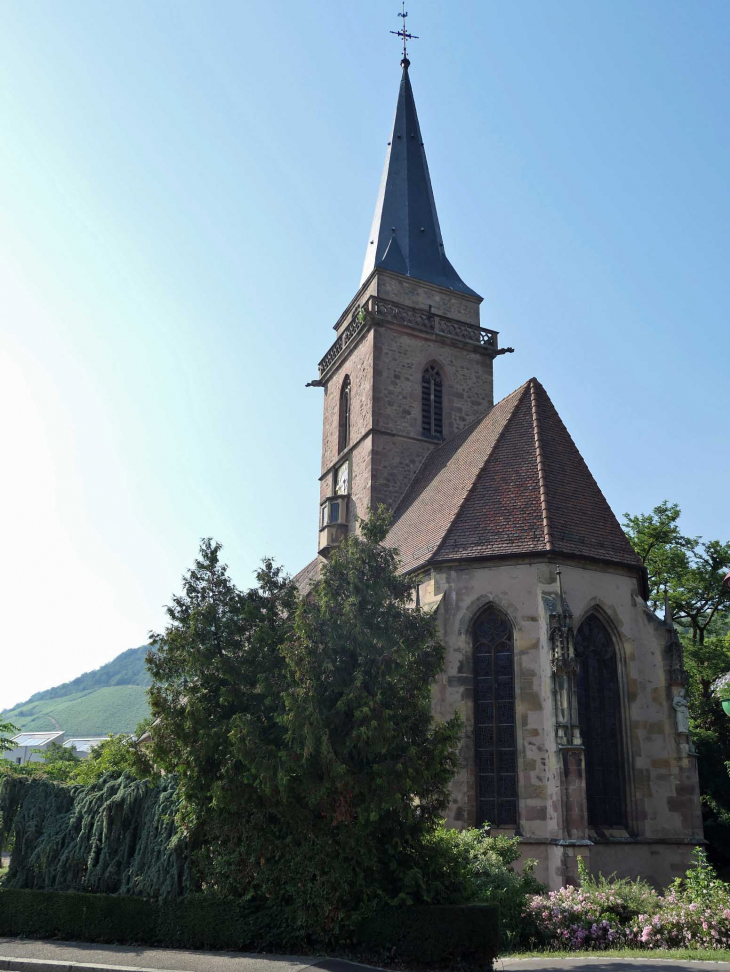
[626,849,730,950]
[712,671,730,702]
[521,848,730,951]
[625,898,730,949]
[523,884,622,949]
[522,859,658,950]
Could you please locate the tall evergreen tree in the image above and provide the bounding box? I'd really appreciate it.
[147,511,461,939]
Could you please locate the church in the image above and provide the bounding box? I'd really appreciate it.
[294,55,703,890]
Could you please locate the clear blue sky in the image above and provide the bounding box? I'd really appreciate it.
[1,0,728,711]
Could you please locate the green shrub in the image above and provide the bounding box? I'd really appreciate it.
[0,888,288,951]
[0,888,500,966]
[154,894,280,950]
[576,854,660,921]
[423,823,543,946]
[0,888,157,943]
[669,846,730,907]
[359,903,500,968]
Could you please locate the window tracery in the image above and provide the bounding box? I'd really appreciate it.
[575,614,627,828]
[473,607,518,827]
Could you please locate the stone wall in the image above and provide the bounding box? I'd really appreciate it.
[372,324,494,443]
[418,557,703,890]
[375,270,482,327]
[370,434,434,514]
[320,329,374,477]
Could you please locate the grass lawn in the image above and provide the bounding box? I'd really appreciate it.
[502,949,730,961]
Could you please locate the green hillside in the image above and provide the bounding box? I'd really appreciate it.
[1,646,152,737]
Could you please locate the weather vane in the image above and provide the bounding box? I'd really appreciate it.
[390,1,419,67]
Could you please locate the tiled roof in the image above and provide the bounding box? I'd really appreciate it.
[386,378,641,574]
[292,556,322,595]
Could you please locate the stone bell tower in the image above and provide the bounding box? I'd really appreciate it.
[314,59,511,555]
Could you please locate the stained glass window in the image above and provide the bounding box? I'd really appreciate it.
[473,607,518,827]
[575,614,627,828]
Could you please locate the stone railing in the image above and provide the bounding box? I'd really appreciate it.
[317,306,370,376]
[318,296,499,378]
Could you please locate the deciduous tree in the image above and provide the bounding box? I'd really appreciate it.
[624,502,730,873]
[0,722,18,754]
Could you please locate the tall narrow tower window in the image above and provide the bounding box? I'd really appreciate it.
[473,607,518,828]
[338,376,351,453]
[575,614,627,829]
[421,365,443,439]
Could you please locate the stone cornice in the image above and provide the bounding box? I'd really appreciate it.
[318,294,499,383]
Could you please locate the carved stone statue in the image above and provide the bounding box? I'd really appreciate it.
[673,689,691,735]
[548,569,582,748]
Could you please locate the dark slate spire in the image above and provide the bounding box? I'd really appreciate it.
[361,64,480,298]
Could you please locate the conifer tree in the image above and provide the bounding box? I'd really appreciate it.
[147,539,296,839]
[147,511,461,938]
[0,772,192,897]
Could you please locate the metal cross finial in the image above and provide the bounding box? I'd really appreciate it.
[390,1,418,68]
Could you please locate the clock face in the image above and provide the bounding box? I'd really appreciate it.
[336,462,349,496]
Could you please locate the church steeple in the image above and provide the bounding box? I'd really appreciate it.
[361,64,480,298]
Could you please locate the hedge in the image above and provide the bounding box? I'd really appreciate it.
[0,889,500,968]
[359,904,500,967]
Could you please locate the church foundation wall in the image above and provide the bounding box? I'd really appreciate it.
[513,840,697,891]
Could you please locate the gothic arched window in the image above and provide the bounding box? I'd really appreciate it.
[421,365,443,439]
[473,607,518,827]
[575,614,627,829]
[338,376,351,453]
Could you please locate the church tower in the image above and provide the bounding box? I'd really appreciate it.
[298,47,703,892]
[315,60,510,556]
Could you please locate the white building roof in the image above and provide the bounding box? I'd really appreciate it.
[11,731,65,747]
[64,737,107,755]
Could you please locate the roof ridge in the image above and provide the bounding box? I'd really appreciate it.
[430,382,533,564]
[532,381,638,560]
[529,379,553,550]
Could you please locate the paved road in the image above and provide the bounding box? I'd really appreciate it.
[3,941,730,972]
[0,940,380,972]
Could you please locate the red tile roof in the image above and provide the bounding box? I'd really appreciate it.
[292,556,322,594]
[386,378,641,574]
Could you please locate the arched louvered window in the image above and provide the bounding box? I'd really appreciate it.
[575,614,627,829]
[338,376,351,453]
[473,607,518,827]
[421,365,443,439]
